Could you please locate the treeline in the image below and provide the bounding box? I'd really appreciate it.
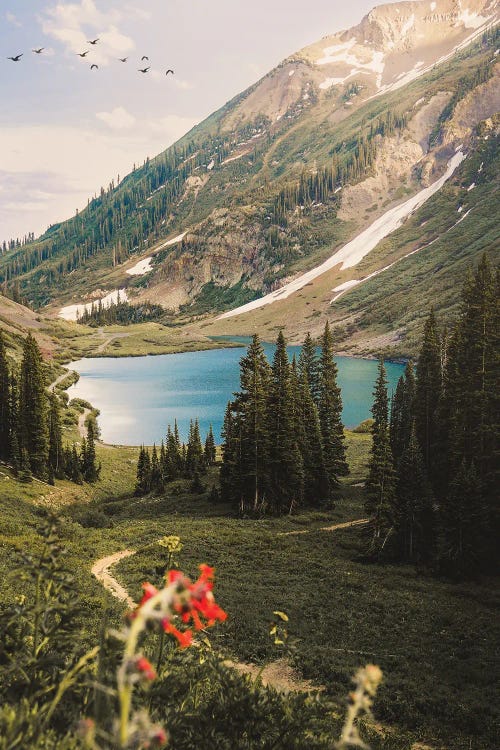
[0,332,100,485]
[136,420,216,495]
[365,255,498,577]
[271,109,407,225]
[220,325,348,514]
[1,234,36,254]
[0,117,271,303]
[77,298,164,327]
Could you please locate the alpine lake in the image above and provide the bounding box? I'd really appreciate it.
[67,338,406,445]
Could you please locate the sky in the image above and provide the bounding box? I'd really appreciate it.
[0,0,388,242]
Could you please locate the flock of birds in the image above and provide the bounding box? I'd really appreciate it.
[7,39,175,75]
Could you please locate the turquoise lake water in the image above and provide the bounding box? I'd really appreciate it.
[67,341,405,446]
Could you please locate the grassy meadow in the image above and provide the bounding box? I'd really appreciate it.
[1,428,498,749]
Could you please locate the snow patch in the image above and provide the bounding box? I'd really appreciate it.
[458,9,488,29]
[457,205,464,212]
[126,257,153,276]
[430,1,436,10]
[157,232,187,250]
[59,289,128,322]
[467,182,476,191]
[289,70,295,77]
[316,38,356,65]
[219,151,466,320]
[207,159,215,171]
[401,14,415,37]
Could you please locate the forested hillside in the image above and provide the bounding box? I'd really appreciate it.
[0,16,497,328]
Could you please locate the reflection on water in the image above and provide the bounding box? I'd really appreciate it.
[67,344,405,446]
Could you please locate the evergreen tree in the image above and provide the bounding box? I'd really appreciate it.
[0,331,10,460]
[298,332,319,404]
[70,445,83,484]
[390,360,415,468]
[414,309,442,486]
[164,426,181,482]
[135,445,151,495]
[8,374,19,470]
[186,419,204,475]
[47,393,64,479]
[19,333,49,479]
[204,424,216,467]
[267,331,303,514]
[438,460,486,577]
[234,334,271,512]
[298,369,329,506]
[220,403,240,506]
[150,444,161,489]
[365,359,396,556]
[317,322,348,499]
[18,448,33,483]
[81,420,100,483]
[394,425,433,563]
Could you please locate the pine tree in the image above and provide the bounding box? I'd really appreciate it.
[81,420,100,483]
[135,445,151,495]
[267,331,303,514]
[298,369,329,506]
[298,332,319,404]
[0,331,10,460]
[150,444,161,489]
[47,392,64,479]
[186,419,204,475]
[438,460,486,577]
[365,359,396,556]
[70,445,83,484]
[414,309,442,486]
[220,403,240,505]
[234,334,271,512]
[19,333,49,479]
[317,322,348,499]
[390,360,415,468]
[204,424,216,467]
[394,425,433,563]
[164,425,181,482]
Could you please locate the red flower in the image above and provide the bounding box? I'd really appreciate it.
[139,582,159,606]
[135,656,156,681]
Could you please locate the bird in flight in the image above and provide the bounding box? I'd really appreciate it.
[91,64,99,70]
[138,66,151,73]
[7,54,23,62]
[32,48,45,54]
[77,51,90,57]
[141,56,149,61]
[166,69,174,75]
[118,57,128,62]
[87,38,100,45]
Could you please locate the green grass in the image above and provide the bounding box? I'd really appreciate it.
[1,430,498,749]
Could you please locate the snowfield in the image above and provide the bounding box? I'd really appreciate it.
[218,151,466,320]
[59,289,129,322]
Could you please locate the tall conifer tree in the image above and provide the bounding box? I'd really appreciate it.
[47,392,64,479]
[267,331,303,513]
[414,309,442,486]
[365,359,396,556]
[317,322,348,498]
[19,333,49,479]
[235,334,271,511]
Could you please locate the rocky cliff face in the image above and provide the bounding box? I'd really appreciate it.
[225,0,498,128]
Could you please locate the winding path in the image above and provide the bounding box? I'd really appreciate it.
[91,549,137,608]
[91,518,368,692]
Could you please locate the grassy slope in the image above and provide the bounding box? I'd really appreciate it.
[1,431,498,750]
[0,36,496,321]
[198,131,499,355]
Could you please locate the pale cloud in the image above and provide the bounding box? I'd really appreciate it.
[41,0,135,66]
[0,117,198,239]
[173,78,195,91]
[6,11,21,27]
[96,106,136,129]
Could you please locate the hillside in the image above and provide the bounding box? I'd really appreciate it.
[0,0,498,354]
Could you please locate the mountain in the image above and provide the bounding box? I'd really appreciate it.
[0,0,498,355]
